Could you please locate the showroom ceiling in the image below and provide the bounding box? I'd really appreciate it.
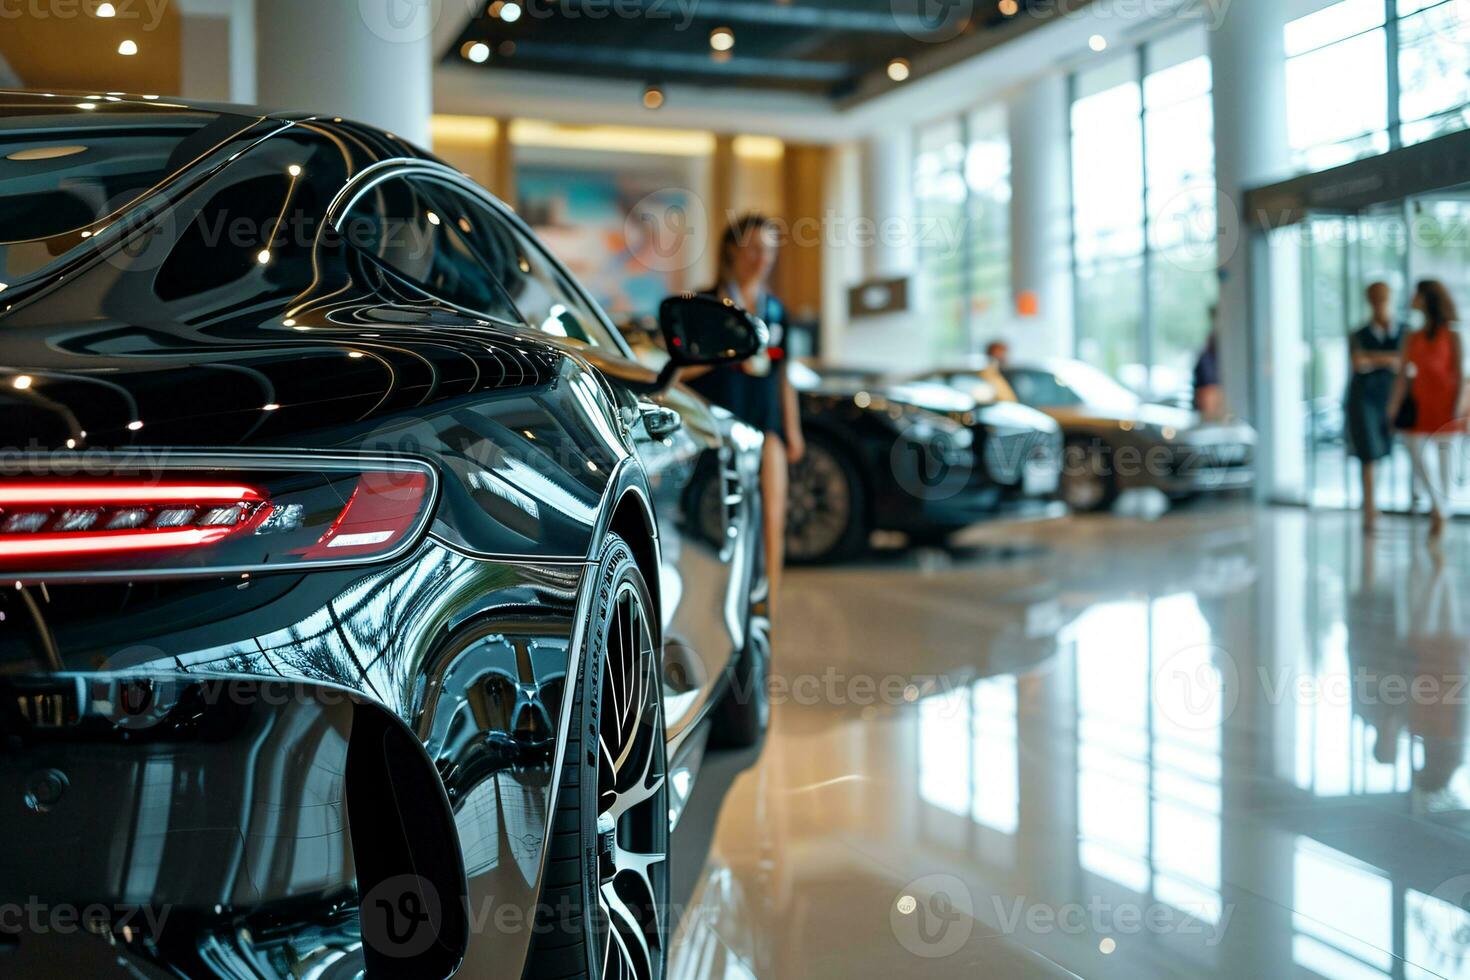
[447,0,1041,97]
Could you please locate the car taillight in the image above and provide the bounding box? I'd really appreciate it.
[0,457,435,580]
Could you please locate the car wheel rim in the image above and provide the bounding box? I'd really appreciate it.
[595,580,668,980]
[786,446,851,560]
[1061,449,1106,511]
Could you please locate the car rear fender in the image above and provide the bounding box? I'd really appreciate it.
[0,672,469,978]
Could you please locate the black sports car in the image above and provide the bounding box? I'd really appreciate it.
[784,363,1062,562]
[0,92,771,979]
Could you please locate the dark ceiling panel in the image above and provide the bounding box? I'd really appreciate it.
[446,0,1048,98]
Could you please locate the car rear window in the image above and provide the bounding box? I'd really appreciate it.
[0,102,257,284]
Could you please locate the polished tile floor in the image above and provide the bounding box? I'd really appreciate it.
[670,505,1470,979]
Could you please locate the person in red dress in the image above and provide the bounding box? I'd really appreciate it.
[1389,279,1466,536]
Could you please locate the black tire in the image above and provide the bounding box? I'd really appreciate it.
[1060,437,1119,513]
[525,534,669,980]
[785,435,867,564]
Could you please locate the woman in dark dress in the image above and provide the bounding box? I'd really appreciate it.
[684,214,804,615]
[1347,281,1403,531]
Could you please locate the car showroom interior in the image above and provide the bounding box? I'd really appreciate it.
[1,0,1469,978]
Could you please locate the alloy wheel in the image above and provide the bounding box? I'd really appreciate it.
[786,444,853,561]
[593,581,668,980]
[1061,445,1110,512]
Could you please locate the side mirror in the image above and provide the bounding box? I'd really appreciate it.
[659,294,768,368]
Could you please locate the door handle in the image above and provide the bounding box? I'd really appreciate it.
[639,402,683,438]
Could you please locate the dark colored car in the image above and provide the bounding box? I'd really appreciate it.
[921,357,1257,512]
[0,91,772,980]
[784,363,1062,562]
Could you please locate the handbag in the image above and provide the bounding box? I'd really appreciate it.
[1394,393,1418,430]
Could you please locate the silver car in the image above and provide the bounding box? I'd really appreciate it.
[919,357,1256,512]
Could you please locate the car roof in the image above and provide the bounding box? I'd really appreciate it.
[3,89,297,124]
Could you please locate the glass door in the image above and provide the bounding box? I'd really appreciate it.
[1404,190,1470,515]
[1267,192,1468,515]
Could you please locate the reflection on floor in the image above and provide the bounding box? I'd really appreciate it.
[669,505,1470,980]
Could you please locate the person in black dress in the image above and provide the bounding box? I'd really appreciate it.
[683,214,804,615]
[1347,281,1404,531]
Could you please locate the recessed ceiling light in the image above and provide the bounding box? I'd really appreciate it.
[256,249,272,265]
[464,40,490,63]
[95,2,116,16]
[426,211,441,225]
[1088,33,1107,51]
[710,27,735,52]
[642,84,665,109]
[887,58,911,82]
[999,0,1018,13]
[500,1,522,21]
[126,420,143,431]
[262,403,280,412]
[13,375,32,390]
[77,102,97,110]
[117,39,138,56]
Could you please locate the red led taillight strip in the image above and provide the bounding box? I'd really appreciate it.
[0,483,263,506]
[0,527,237,558]
[0,481,267,560]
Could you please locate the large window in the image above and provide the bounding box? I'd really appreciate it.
[1070,29,1217,402]
[913,106,1011,359]
[1284,0,1470,168]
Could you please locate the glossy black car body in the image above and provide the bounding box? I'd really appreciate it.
[0,92,768,979]
[783,363,1062,562]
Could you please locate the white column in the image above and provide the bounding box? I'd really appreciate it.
[1007,73,1074,361]
[176,0,255,103]
[1210,0,1291,426]
[255,0,433,147]
[860,129,916,282]
[839,129,926,369]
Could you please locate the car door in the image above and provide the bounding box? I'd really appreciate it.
[478,212,745,743]
[365,170,745,743]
